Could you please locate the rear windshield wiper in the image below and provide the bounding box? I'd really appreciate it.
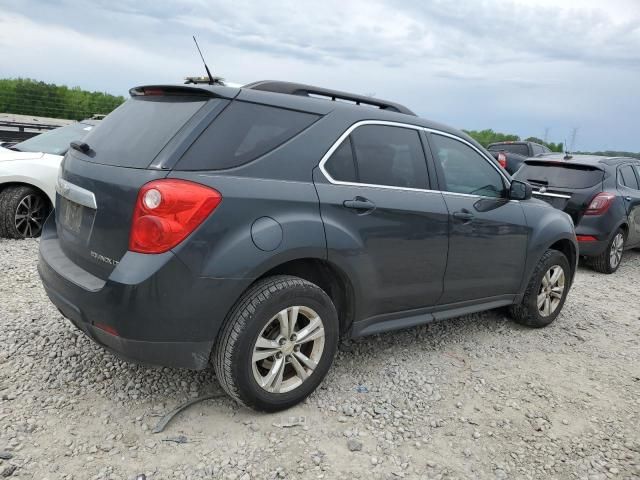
[70,141,91,154]
[527,179,548,186]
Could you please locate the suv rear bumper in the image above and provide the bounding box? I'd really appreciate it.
[38,217,250,370]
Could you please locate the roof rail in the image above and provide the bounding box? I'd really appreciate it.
[243,80,416,116]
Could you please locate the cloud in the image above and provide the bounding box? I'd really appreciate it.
[0,0,638,151]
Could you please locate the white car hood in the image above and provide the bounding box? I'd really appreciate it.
[0,151,50,162]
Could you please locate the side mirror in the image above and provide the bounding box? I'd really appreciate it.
[509,180,532,200]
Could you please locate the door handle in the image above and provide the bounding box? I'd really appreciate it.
[343,197,376,212]
[624,196,632,202]
[453,210,474,221]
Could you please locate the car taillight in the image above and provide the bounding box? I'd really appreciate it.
[129,179,222,254]
[576,235,598,242]
[584,192,615,216]
[497,152,507,169]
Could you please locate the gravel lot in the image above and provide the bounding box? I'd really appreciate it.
[1,238,639,479]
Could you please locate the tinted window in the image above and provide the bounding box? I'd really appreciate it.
[619,165,640,190]
[531,144,544,156]
[431,134,505,198]
[516,163,604,189]
[349,125,428,189]
[325,138,357,182]
[177,101,319,170]
[80,97,207,167]
[13,122,95,155]
[488,143,529,156]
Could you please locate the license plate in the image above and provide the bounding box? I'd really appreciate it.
[60,198,84,234]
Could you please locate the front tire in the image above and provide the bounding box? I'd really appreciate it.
[0,186,50,239]
[213,275,339,412]
[589,229,625,274]
[510,249,570,328]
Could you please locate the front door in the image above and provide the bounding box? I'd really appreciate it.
[314,123,449,321]
[426,132,530,304]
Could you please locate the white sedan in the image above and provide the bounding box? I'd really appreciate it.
[0,120,98,238]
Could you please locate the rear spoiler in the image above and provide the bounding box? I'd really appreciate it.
[523,159,604,170]
[129,84,239,100]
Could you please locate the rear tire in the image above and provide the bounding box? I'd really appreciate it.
[213,275,339,412]
[510,249,570,328]
[0,186,50,239]
[589,229,625,274]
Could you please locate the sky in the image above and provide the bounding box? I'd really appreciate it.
[1,0,639,152]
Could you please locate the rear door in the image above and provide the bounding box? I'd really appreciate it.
[314,122,449,321]
[618,163,640,246]
[56,90,230,279]
[426,131,529,304]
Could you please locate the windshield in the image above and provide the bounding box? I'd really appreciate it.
[13,122,95,155]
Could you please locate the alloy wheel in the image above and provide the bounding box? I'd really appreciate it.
[252,306,325,394]
[14,194,47,238]
[537,265,565,317]
[609,233,624,269]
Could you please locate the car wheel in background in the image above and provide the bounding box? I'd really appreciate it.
[590,229,625,274]
[213,275,339,412]
[0,186,51,239]
[510,249,570,328]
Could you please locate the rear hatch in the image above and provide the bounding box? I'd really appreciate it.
[55,86,234,279]
[514,160,605,224]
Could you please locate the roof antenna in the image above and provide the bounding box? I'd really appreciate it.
[185,36,224,85]
[193,35,214,83]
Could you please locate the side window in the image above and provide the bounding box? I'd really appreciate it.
[176,101,319,170]
[619,165,640,190]
[324,138,357,183]
[350,125,429,189]
[430,134,506,198]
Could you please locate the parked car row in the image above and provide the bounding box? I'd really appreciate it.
[0,120,98,238]
[1,79,634,411]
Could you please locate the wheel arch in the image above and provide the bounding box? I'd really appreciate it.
[0,181,54,208]
[253,257,356,337]
[548,237,577,283]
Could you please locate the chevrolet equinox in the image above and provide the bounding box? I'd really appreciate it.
[38,81,577,411]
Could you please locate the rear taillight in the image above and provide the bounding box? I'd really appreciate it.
[576,235,598,242]
[497,152,507,169]
[129,179,222,254]
[584,192,615,216]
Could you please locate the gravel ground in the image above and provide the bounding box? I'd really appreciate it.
[0,238,639,480]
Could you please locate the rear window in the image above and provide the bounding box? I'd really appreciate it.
[80,97,207,168]
[176,101,319,170]
[516,162,604,189]
[488,143,529,156]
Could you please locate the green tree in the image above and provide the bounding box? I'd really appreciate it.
[0,78,125,120]
[463,129,520,147]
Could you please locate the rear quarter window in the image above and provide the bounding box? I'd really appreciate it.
[516,163,604,189]
[176,101,319,170]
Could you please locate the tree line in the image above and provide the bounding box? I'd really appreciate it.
[463,129,564,152]
[0,78,125,121]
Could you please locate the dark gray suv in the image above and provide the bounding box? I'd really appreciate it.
[38,81,577,411]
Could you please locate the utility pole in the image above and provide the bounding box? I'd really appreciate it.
[543,127,550,143]
[569,127,578,152]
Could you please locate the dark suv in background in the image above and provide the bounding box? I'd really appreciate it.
[515,154,640,273]
[38,81,577,411]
